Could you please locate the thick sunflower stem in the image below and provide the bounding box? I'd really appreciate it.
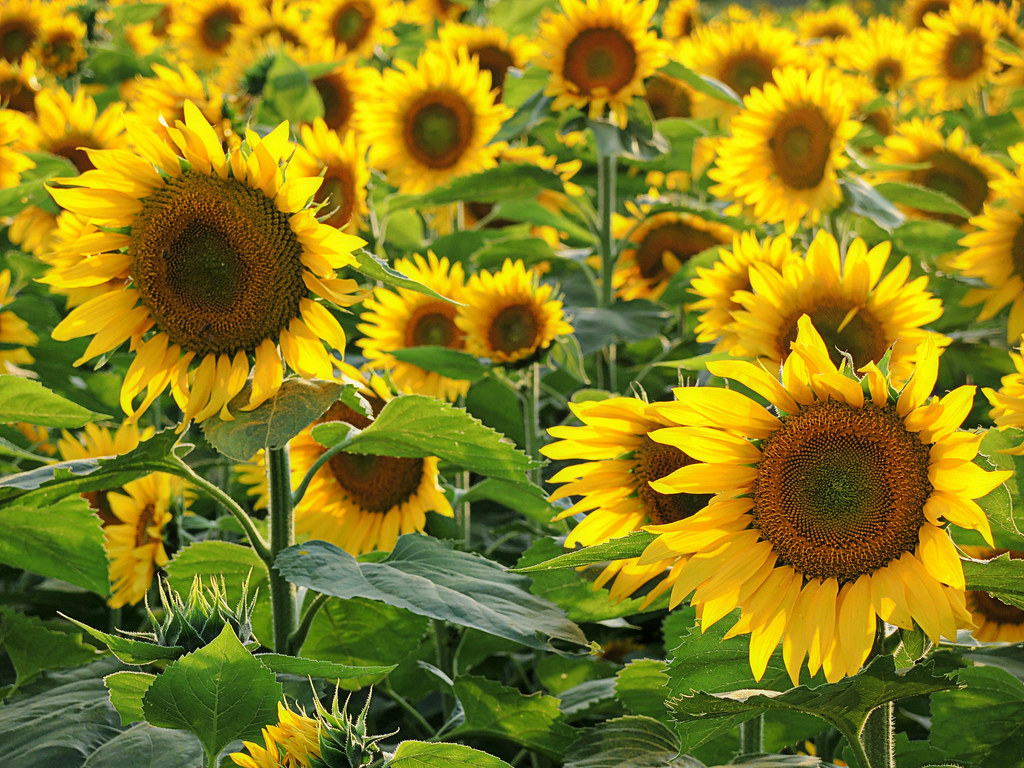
[596,149,618,391]
[738,716,763,755]
[860,701,895,768]
[522,363,543,486]
[266,445,297,653]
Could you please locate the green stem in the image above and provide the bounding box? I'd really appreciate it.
[457,469,471,547]
[291,438,354,508]
[860,702,895,768]
[738,716,763,755]
[521,363,543,486]
[287,592,331,656]
[266,445,296,653]
[383,679,434,737]
[596,149,618,391]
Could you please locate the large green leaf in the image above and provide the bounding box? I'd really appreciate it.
[873,181,973,219]
[389,740,514,768]
[255,54,324,125]
[891,220,965,258]
[390,346,489,382]
[563,715,705,768]
[615,659,672,724]
[449,673,576,758]
[0,152,75,216]
[254,654,394,686]
[462,477,558,526]
[387,164,568,212]
[64,617,184,666]
[963,553,1024,611]
[840,178,906,231]
[976,427,1024,541]
[660,60,742,106]
[103,671,157,726]
[275,536,588,651]
[142,624,283,765]
[513,531,656,573]
[571,301,672,356]
[311,394,541,484]
[0,608,99,696]
[0,375,108,427]
[0,495,109,595]
[352,250,461,303]
[82,722,205,768]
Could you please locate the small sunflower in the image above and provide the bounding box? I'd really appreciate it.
[834,15,916,94]
[307,0,399,59]
[37,14,87,77]
[0,269,38,370]
[535,0,670,128]
[0,55,40,113]
[661,0,701,40]
[242,0,307,49]
[168,0,251,72]
[643,69,698,120]
[728,230,947,387]
[124,62,231,144]
[43,101,364,425]
[641,316,1011,684]
[874,117,1008,226]
[985,344,1024,431]
[708,66,860,232]
[961,546,1024,643]
[456,259,573,365]
[908,0,1000,110]
[899,0,950,29]
[0,0,43,63]
[794,5,862,59]
[541,396,712,602]
[292,43,376,135]
[431,22,539,99]
[33,87,127,174]
[230,701,322,768]
[357,252,469,401]
[358,47,511,195]
[612,208,734,301]
[292,118,369,233]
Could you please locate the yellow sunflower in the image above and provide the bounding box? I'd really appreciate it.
[690,231,801,356]
[986,344,1024,431]
[292,118,369,233]
[357,251,469,401]
[535,0,670,128]
[794,5,862,61]
[0,269,38,370]
[0,0,44,63]
[643,69,698,120]
[661,0,701,40]
[358,47,511,195]
[307,0,399,59]
[37,14,87,77]
[873,117,1009,227]
[611,208,734,301]
[168,0,251,72]
[0,109,34,187]
[833,15,916,95]
[430,22,539,99]
[0,55,40,113]
[961,546,1024,643]
[708,66,860,232]
[242,0,307,49]
[292,42,376,135]
[33,87,127,174]
[899,0,950,29]
[641,316,1011,684]
[230,701,322,768]
[456,259,573,365]
[214,31,305,111]
[42,101,364,426]
[57,422,176,608]
[41,212,129,309]
[728,230,947,387]
[541,396,711,602]
[123,62,231,144]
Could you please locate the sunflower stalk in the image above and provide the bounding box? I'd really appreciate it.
[738,716,763,755]
[860,701,895,768]
[522,362,543,486]
[266,444,297,653]
[596,146,618,391]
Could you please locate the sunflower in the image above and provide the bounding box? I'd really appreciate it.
[0,109,34,187]
[794,5,862,60]
[57,422,176,608]
[215,30,306,112]
[307,0,399,59]
[37,15,87,77]
[728,230,947,387]
[535,0,670,128]
[833,15,916,95]
[0,269,38,370]
[241,0,307,49]
[640,316,1011,684]
[874,117,1008,227]
[407,0,468,27]
[42,101,364,426]
[292,118,369,233]
[430,22,539,99]
[359,48,510,195]
[708,66,859,232]
[661,0,701,40]
[230,701,322,768]
[690,231,801,356]
[456,259,573,365]
[0,0,43,63]
[985,345,1024,431]
[168,0,251,72]
[899,0,950,29]
[612,208,734,301]
[33,87,127,174]
[0,55,40,113]
[124,62,231,144]
[41,212,129,309]
[541,396,712,603]
[908,0,1000,110]
[290,42,376,135]
[960,546,1024,643]
[643,70,697,120]
[680,17,807,121]
[357,251,469,401]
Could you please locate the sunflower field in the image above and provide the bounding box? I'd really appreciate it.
[7,0,1024,765]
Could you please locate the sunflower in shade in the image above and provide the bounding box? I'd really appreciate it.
[641,316,1010,684]
[535,0,670,128]
[37,14,88,77]
[661,0,701,40]
[42,101,364,426]
[292,118,369,234]
[961,546,1024,643]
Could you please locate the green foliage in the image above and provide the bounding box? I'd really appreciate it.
[514,531,656,573]
[390,346,490,382]
[389,740,515,768]
[0,374,108,427]
[353,249,462,302]
[0,608,99,696]
[563,715,706,768]
[571,301,672,356]
[0,153,75,216]
[387,164,569,211]
[872,182,972,218]
[104,671,156,725]
[255,54,324,125]
[80,722,205,767]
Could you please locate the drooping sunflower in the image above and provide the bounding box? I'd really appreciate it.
[57,422,177,609]
[541,396,712,602]
[43,101,364,425]
[873,117,1008,227]
[961,546,1024,643]
[908,0,1000,110]
[641,316,1011,684]
[230,701,322,768]
[708,66,860,232]
[167,0,251,72]
[728,230,947,387]
[456,259,573,365]
[0,269,38,370]
[612,208,734,301]
[358,47,511,195]
[0,0,44,63]
[834,15,916,94]
[307,0,399,59]
[535,0,670,128]
[292,118,369,234]
[690,231,801,356]
[37,14,87,77]
[661,0,701,40]
[430,22,540,99]
[357,252,469,401]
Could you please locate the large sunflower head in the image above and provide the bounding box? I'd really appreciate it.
[456,259,573,365]
[0,0,43,63]
[708,66,860,232]
[611,208,734,301]
[0,268,38,370]
[535,0,670,128]
[358,47,512,195]
[307,0,399,58]
[168,0,251,72]
[641,317,1011,684]
[728,230,948,387]
[431,22,539,100]
[43,101,364,427]
[541,396,713,602]
[961,546,1024,643]
[292,118,369,233]
[356,251,469,401]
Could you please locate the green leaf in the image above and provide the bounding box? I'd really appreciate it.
[255,654,395,685]
[571,301,671,355]
[390,346,489,382]
[276,536,588,651]
[202,379,359,461]
[963,553,1024,611]
[976,427,1024,541]
[63,616,184,665]
[513,531,655,573]
[387,164,568,212]
[352,250,461,303]
[891,220,965,257]
[142,624,283,765]
[660,60,742,106]
[449,673,576,758]
[615,659,672,724]
[652,351,739,371]
[103,671,157,725]
[0,608,99,694]
[873,181,973,219]
[563,715,704,768]
[82,722,205,768]
[928,665,1024,768]
[311,394,542,484]
[462,477,560,526]
[389,740,514,768]
[0,154,76,216]
[0,375,109,427]
[256,53,324,125]
[0,495,109,595]
[840,177,906,231]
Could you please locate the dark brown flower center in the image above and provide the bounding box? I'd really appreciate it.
[873,59,903,92]
[634,435,711,525]
[406,303,462,348]
[0,20,37,62]
[332,1,373,49]
[48,137,96,174]
[719,53,774,98]
[754,400,931,582]
[778,301,889,369]
[913,0,950,28]
[315,162,356,228]
[644,74,692,119]
[403,91,474,169]
[631,220,723,281]
[471,44,515,95]
[83,490,118,526]
[563,27,638,95]
[912,149,989,224]
[313,71,354,132]
[945,31,986,80]
[769,106,833,190]
[200,6,241,53]
[487,303,540,355]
